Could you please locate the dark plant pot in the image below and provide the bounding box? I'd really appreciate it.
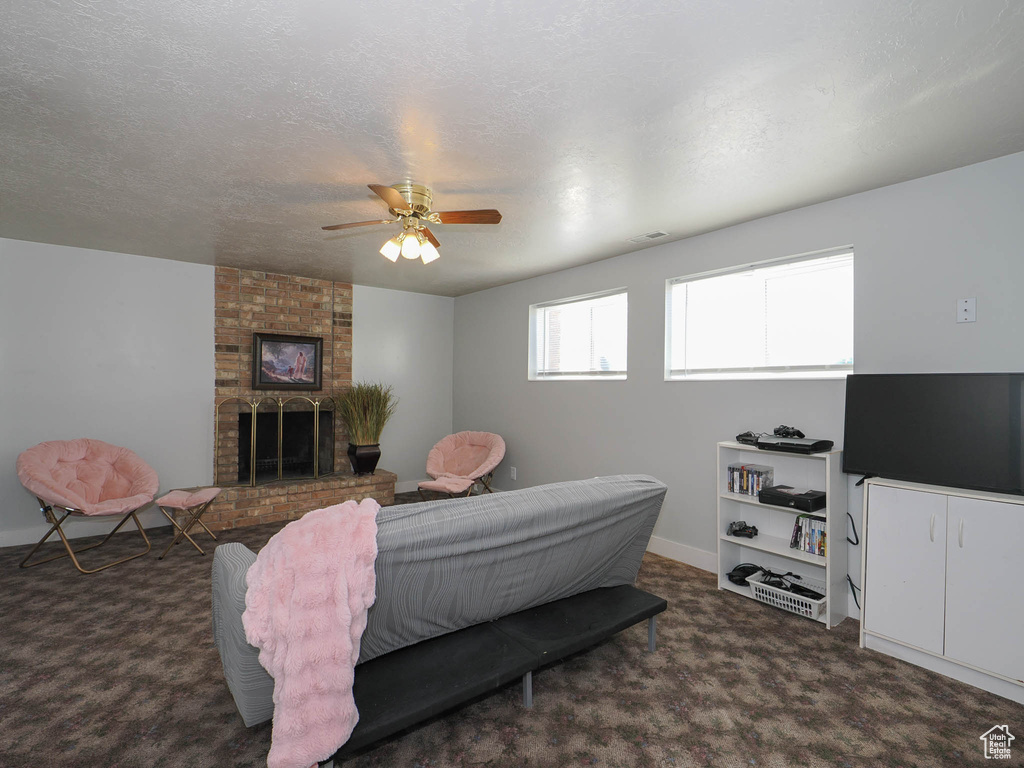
[348,443,381,476]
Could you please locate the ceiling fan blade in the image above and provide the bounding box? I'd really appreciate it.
[421,226,441,249]
[321,219,393,231]
[434,209,502,225]
[368,184,412,213]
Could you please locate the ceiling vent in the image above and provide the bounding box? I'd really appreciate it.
[627,230,670,244]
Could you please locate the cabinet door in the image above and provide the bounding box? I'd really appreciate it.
[864,485,946,654]
[945,496,1024,682]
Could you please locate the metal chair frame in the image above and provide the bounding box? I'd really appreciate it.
[19,497,151,574]
[157,493,219,559]
[418,471,496,501]
[476,472,496,494]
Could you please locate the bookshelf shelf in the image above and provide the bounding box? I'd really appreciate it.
[718,491,831,515]
[716,440,847,629]
[718,492,766,508]
[718,533,826,565]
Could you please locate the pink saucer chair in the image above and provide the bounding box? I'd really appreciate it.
[418,431,506,499]
[16,438,159,574]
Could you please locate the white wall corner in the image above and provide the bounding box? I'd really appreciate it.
[352,285,454,488]
[395,479,425,494]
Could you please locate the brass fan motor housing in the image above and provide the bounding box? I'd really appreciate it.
[319,182,500,238]
[390,183,433,217]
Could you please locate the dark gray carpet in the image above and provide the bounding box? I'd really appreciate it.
[0,501,1020,767]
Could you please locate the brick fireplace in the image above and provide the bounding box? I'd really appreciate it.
[207,267,395,531]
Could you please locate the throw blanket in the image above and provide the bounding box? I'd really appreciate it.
[242,499,379,768]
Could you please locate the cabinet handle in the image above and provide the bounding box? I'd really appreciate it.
[929,514,935,542]
[958,518,964,548]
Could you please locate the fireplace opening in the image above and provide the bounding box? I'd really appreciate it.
[238,410,334,484]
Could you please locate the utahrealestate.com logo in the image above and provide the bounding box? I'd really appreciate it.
[980,725,1015,760]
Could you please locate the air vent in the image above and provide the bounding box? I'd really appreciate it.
[627,230,670,244]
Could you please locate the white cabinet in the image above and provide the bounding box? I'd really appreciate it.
[944,496,1024,682]
[716,441,847,629]
[862,485,946,654]
[861,479,1024,705]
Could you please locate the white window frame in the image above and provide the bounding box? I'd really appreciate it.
[665,246,854,381]
[528,287,628,381]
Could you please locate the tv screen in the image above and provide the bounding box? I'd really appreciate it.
[842,373,1024,495]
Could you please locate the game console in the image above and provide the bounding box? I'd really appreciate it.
[758,485,826,512]
[756,436,834,454]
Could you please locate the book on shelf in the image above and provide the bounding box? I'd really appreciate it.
[790,514,827,556]
[726,463,774,496]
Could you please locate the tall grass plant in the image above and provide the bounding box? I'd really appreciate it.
[335,382,398,445]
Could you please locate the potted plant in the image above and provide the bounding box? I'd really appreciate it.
[334,382,398,475]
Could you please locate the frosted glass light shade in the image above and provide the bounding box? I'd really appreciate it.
[401,234,421,259]
[379,237,401,262]
[419,241,440,264]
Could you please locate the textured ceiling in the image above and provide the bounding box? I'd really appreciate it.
[2,1,1023,296]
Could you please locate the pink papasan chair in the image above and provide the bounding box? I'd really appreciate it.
[417,431,506,499]
[16,438,159,574]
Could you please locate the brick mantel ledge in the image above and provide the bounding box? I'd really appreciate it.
[205,469,396,531]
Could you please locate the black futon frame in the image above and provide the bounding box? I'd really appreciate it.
[323,584,667,765]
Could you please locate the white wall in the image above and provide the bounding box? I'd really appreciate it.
[352,285,454,492]
[453,151,1024,617]
[0,238,214,547]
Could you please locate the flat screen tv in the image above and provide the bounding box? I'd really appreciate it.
[842,373,1024,495]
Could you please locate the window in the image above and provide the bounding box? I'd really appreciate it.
[529,289,627,380]
[666,248,853,380]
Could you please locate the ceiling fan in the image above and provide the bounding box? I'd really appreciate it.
[322,183,502,264]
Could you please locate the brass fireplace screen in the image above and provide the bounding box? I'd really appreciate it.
[215,396,335,486]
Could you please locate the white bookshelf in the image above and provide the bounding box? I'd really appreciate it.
[716,440,847,629]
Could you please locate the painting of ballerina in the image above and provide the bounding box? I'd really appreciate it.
[251,333,323,390]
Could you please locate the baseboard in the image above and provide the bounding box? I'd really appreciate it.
[0,509,172,549]
[646,536,716,573]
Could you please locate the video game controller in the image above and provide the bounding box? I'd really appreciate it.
[773,425,805,439]
[727,521,759,538]
[736,431,759,445]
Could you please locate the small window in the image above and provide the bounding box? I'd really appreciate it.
[529,289,627,380]
[666,248,853,380]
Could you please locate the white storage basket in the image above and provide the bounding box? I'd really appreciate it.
[749,572,827,620]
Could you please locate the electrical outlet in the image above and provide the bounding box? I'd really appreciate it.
[510,466,517,481]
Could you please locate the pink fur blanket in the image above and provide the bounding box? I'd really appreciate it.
[242,499,379,768]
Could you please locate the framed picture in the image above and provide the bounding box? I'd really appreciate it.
[251,333,323,391]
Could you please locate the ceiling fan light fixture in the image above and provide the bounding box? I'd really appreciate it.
[325,182,500,266]
[400,231,421,260]
[419,240,440,264]
[379,235,402,262]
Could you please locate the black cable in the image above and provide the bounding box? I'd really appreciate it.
[847,575,861,610]
[759,568,824,600]
[726,563,764,586]
[846,511,860,546]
